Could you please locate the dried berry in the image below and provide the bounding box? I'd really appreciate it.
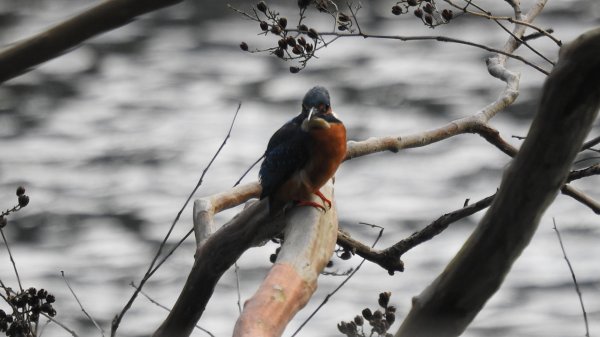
[278,39,287,49]
[298,24,309,32]
[16,186,25,196]
[297,0,310,9]
[305,43,313,52]
[442,9,453,21]
[256,1,268,13]
[386,312,396,325]
[297,36,307,46]
[286,36,296,47]
[424,14,433,25]
[18,194,29,207]
[414,8,423,18]
[423,3,433,14]
[373,309,383,320]
[260,21,269,31]
[307,28,319,39]
[292,45,304,55]
[240,42,249,51]
[391,5,402,15]
[362,308,373,320]
[270,25,282,35]
[378,292,391,308]
[407,0,418,6]
[278,17,288,29]
[338,13,351,22]
[353,315,364,326]
[289,66,300,74]
[46,294,56,303]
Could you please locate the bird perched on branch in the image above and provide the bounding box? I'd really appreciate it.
[259,86,347,214]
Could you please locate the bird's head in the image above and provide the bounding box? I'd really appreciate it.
[301,86,338,131]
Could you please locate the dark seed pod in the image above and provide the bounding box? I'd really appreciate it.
[256,1,268,13]
[338,13,351,22]
[46,294,56,303]
[260,21,269,31]
[373,309,383,320]
[278,39,287,49]
[298,24,309,32]
[270,25,282,35]
[361,308,373,320]
[289,66,300,74]
[292,45,304,55]
[354,315,364,326]
[278,17,288,29]
[391,5,402,15]
[0,216,6,228]
[442,9,453,21]
[274,47,284,58]
[386,305,397,314]
[407,0,418,6]
[18,195,29,207]
[423,3,433,14]
[269,254,277,263]
[16,186,25,196]
[378,292,391,308]
[305,43,313,52]
[424,14,433,25]
[386,312,396,325]
[286,36,296,47]
[297,36,307,46]
[297,0,310,9]
[337,322,348,334]
[240,42,249,51]
[307,28,319,39]
[338,24,347,31]
[414,8,423,18]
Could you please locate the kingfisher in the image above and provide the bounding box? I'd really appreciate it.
[259,86,347,214]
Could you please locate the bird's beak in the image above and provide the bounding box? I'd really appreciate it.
[301,106,330,131]
[307,107,316,121]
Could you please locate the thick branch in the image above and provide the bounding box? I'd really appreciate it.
[396,27,600,337]
[233,183,338,337]
[0,0,182,83]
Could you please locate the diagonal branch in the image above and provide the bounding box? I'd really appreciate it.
[0,0,183,83]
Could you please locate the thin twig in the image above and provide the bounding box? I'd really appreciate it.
[130,283,215,337]
[1,228,23,292]
[111,104,241,336]
[552,219,590,337]
[234,263,243,314]
[234,154,265,187]
[290,222,385,337]
[61,271,105,337]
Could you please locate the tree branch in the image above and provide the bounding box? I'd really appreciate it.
[0,0,182,83]
[396,26,600,337]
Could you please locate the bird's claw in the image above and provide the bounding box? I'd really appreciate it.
[314,190,332,210]
[295,200,327,212]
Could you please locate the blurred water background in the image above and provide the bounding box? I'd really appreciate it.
[0,0,599,336]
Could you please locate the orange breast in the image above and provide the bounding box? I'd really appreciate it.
[304,123,347,191]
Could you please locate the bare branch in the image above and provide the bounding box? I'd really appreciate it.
[396,26,600,337]
[0,0,183,83]
[552,219,590,337]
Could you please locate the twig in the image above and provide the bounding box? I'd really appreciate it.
[337,193,495,274]
[313,32,550,75]
[290,222,384,337]
[234,263,243,314]
[61,271,105,337]
[111,104,241,336]
[130,283,215,337]
[552,219,590,337]
[1,228,23,292]
[234,154,265,187]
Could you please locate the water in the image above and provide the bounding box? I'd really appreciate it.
[0,1,599,336]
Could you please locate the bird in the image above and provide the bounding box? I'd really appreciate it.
[259,86,347,214]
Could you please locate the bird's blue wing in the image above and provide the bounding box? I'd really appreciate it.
[259,119,309,200]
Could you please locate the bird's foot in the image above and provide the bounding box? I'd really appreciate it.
[314,190,332,209]
[295,200,327,212]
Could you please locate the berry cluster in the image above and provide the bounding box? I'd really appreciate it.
[337,292,397,337]
[0,186,30,229]
[0,287,57,336]
[391,0,453,27]
[239,1,323,73]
